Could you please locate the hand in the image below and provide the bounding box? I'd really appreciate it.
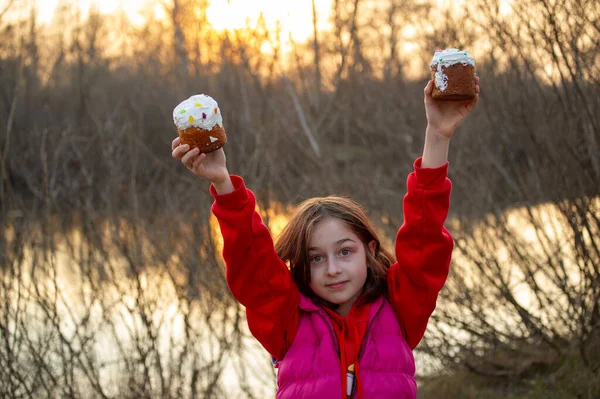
[424,75,480,138]
[171,137,229,184]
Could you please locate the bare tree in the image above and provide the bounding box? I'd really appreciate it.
[1,0,599,397]
[312,0,322,107]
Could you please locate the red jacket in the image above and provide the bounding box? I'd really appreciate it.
[211,157,453,391]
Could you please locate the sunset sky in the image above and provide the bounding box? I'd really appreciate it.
[31,0,515,77]
[36,0,334,44]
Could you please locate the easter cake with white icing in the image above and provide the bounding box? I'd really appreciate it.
[430,48,476,101]
[173,94,227,153]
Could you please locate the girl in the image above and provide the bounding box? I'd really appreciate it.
[171,78,479,398]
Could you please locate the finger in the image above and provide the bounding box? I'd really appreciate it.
[172,143,190,159]
[172,136,181,150]
[475,75,479,85]
[192,153,207,170]
[424,79,434,96]
[181,147,199,167]
[475,84,480,94]
[466,93,479,113]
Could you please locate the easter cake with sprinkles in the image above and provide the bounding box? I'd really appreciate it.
[430,48,476,101]
[173,94,227,153]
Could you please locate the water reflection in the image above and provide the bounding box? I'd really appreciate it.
[5,219,276,398]
[6,197,597,396]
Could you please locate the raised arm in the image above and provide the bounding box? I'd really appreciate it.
[386,159,453,349]
[172,141,300,360]
[210,176,300,360]
[387,77,480,349]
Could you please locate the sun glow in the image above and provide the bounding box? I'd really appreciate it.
[207,0,332,43]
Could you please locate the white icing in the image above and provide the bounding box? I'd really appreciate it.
[434,69,449,92]
[430,48,475,68]
[173,94,223,130]
[430,48,475,92]
[209,136,218,143]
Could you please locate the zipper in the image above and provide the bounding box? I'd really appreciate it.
[357,299,384,361]
[312,300,385,399]
[314,309,340,356]
[350,299,385,399]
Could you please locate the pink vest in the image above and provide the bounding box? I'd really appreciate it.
[276,294,417,398]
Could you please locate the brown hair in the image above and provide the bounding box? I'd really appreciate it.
[274,196,395,309]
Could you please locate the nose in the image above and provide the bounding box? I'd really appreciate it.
[325,258,342,276]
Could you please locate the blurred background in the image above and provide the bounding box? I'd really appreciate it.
[0,0,598,397]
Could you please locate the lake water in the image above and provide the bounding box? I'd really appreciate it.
[3,197,596,397]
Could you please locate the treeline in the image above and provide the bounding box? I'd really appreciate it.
[0,0,598,397]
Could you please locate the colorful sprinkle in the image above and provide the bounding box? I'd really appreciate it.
[179,109,186,114]
[202,112,207,119]
[195,102,202,107]
[188,115,194,122]
[214,107,218,114]
[440,58,443,61]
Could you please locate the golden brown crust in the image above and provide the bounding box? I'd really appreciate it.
[430,64,476,101]
[177,124,227,153]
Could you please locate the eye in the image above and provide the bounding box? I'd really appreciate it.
[310,255,324,263]
[340,248,352,256]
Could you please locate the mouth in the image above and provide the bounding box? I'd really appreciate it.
[326,281,348,290]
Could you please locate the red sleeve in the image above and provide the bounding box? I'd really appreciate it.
[210,175,300,360]
[387,157,453,350]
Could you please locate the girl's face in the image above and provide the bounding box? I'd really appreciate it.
[308,217,375,316]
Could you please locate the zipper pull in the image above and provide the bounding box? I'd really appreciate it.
[346,363,355,397]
